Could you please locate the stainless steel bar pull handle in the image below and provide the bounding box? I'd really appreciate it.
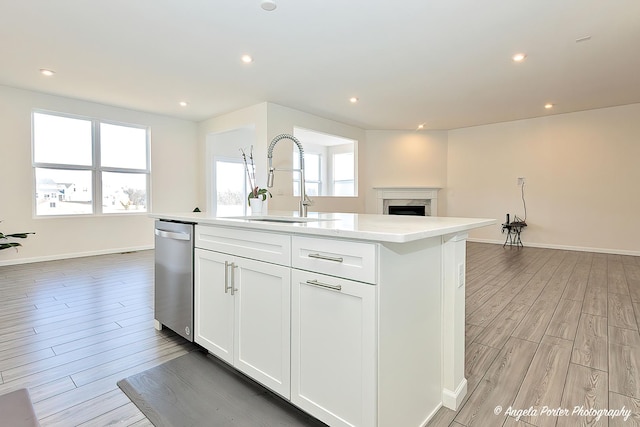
[230,262,238,296]
[305,279,342,292]
[154,229,190,241]
[224,262,238,295]
[308,253,344,263]
[224,261,231,293]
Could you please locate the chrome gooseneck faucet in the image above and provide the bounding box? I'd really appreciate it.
[267,134,312,217]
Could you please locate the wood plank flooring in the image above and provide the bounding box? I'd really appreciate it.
[0,251,193,426]
[1,244,639,426]
[430,243,640,427]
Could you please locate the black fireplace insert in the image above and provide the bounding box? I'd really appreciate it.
[388,205,426,216]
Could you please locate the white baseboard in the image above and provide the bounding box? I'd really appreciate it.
[442,378,468,411]
[421,402,444,427]
[0,245,154,267]
[468,238,640,257]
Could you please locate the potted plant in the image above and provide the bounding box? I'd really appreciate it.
[0,221,34,251]
[241,146,271,214]
[248,186,271,204]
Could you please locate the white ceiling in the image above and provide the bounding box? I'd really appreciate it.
[2,0,639,130]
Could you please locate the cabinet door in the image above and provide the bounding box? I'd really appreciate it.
[234,258,291,398]
[194,248,234,364]
[291,270,376,427]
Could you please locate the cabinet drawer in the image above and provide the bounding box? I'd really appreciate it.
[292,236,376,284]
[195,225,291,266]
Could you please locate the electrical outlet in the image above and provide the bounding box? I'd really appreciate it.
[458,263,465,288]
[517,177,525,186]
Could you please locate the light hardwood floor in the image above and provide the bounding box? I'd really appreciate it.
[0,250,193,426]
[430,243,640,427]
[1,244,639,426]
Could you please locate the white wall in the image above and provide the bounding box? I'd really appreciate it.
[363,130,449,214]
[0,85,199,265]
[199,103,367,214]
[447,103,640,255]
[5,86,635,262]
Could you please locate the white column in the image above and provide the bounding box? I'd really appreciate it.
[441,232,468,410]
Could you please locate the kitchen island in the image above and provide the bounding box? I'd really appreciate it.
[150,211,495,427]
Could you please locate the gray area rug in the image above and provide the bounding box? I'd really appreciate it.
[0,388,40,427]
[117,350,326,427]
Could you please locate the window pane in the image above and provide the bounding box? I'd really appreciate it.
[293,154,320,179]
[100,123,147,169]
[35,168,93,215]
[216,160,246,216]
[102,172,147,213]
[306,183,319,197]
[333,153,354,180]
[334,181,354,196]
[305,153,320,181]
[33,113,92,165]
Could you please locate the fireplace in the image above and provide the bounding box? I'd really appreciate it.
[388,205,426,216]
[374,187,440,216]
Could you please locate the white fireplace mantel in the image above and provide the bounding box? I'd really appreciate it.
[374,187,441,216]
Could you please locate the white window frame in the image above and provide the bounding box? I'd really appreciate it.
[292,126,357,197]
[293,151,322,197]
[332,151,355,195]
[32,109,151,217]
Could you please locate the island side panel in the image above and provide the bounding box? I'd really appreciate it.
[377,237,443,427]
[441,232,469,410]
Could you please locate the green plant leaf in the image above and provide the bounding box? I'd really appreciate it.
[5,233,34,239]
[247,188,272,203]
[0,242,22,250]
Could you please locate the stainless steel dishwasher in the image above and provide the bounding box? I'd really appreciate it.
[154,220,194,342]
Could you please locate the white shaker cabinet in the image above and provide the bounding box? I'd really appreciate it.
[194,246,291,398]
[194,249,233,363]
[186,220,474,427]
[290,269,376,427]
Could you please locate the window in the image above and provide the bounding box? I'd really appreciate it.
[333,152,354,195]
[32,111,150,216]
[214,158,250,216]
[292,127,357,197]
[293,152,321,197]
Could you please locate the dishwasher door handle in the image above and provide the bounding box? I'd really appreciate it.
[154,229,191,241]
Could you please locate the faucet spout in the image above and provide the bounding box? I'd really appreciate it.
[266,134,311,217]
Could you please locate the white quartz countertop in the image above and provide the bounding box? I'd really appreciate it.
[150,211,496,243]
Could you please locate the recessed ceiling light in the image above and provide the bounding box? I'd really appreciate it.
[349,97,359,103]
[179,101,188,107]
[544,103,554,109]
[512,53,527,62]
[241,54,253,64]
[417,124,425,130]
[40,68,55,76]
[261,0,277,11]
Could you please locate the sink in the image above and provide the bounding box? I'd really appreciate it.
[225,216,333,224]
[248,218,316,223]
